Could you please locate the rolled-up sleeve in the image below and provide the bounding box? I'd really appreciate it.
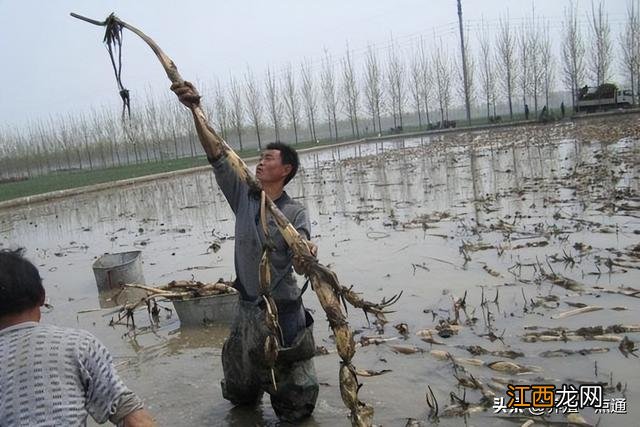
[292,206,311,240]
[79,335,143,425]
[211,153,249,214]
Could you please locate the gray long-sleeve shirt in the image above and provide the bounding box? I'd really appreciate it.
[211,154,310,304]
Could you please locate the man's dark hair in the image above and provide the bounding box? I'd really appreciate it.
[0,248,45,317]
[266,141,299,185]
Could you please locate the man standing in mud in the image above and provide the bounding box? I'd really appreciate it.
[172,82,319,422]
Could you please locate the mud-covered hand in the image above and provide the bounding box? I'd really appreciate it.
[293,240,318,275]
[170,81,201,109]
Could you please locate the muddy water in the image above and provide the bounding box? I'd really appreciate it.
[1,121,639,426]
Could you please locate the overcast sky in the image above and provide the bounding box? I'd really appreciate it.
[0,0,629,128]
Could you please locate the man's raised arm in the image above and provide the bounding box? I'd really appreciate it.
[171,81,247,213]
[171,81,225,161]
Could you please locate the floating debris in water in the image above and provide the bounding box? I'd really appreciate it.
[618,335,638,358]
[539,347,609,358]
[486,361,541,374]
[551,305,603,320]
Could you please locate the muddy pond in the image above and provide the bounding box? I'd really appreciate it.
[1,117,639,426]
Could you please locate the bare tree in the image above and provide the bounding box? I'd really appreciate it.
[213,80,230,141]
[518,23,531,112]
[0,129,11,180]
[636,1,640,101]
[409,53,424,129]
[497,16,517,119]
[123,111,144,163]
[2,131,17,179]
[229,75,245,151]
[363,45,383,134]
[70,116,84,168]
[3,130,24,179]
[540,20,555,109]
[321,50,339,140]
[90,108,108,168]
[265,66,284,141]
[164,97,182,158]
[478,23,497,122]
[588,1,613,86]
[621,0,640,105]
[244,68,264,150]
[386,41,406,128]
[77,113,94,169]
[131,108,154,162]
[143,90,162,162]
[455,27,475,119]
[457,0,472,123]
[300,59,318,142]
[14,129,28,178]
[418,39,433,127]
[53,115,74,170]
[562,1,586,111]
[432,39,452,123]
[178,104,198,157]
[34,126,48,175]
[152,92,173,160]
[341,45,360,138]
[527,10,545,114]
[23,124,45,176]
[282,63,301,144]
[60,116,80,170]
[100,108,123,166]
[13,129,33,178]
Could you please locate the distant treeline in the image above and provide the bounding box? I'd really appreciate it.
[1,1,638,180]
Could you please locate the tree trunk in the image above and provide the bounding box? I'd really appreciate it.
[236,125,243,151]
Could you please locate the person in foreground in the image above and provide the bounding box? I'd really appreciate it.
[172,81,319,422]
[0,248,155,427]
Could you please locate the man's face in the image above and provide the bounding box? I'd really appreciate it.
[256,149,291,185]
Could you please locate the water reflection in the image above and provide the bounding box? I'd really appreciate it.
[3,134,637,305]
[164,325,229,353]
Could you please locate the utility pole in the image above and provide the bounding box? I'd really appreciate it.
[457,0,471,123]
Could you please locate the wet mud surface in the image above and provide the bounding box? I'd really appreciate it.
[1,116,639,426]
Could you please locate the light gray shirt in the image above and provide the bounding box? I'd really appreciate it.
[212,154,311,303]
[0,322,143,426]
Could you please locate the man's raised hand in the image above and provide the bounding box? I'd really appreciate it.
[170,81,201,109]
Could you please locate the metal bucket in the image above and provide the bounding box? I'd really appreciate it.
[172,293,239,327]
[93,251,145,292]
